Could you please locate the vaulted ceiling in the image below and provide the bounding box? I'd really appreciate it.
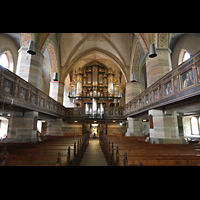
[59,33,134,82]
[3,33,200,84]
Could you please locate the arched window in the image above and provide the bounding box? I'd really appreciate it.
[0,53,9,69]
[182,51,190,62]
[0,51,14,72]
[178,49,191,65]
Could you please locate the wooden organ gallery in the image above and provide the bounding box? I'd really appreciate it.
[68,62,123,118]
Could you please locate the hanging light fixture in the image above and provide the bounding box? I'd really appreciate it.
[27,41,36,55]
[131,73,137,82]
[53,72,59,81]
[149,44,157,58]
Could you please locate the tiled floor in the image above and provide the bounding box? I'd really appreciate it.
[80,138,107,166]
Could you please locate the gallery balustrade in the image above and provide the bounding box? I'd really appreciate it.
[0,66,124,119]
[124,50,200,117]
[1,50,200,120]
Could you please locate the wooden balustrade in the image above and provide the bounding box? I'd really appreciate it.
[0,65,66,118]
[2,50,200,120]
[0,65,124,120]
[124,50,200,117]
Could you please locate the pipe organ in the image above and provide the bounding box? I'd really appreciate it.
[70,62,122,118]
[71,63,121,99]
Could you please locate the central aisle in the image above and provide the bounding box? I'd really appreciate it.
[80,138,107,166]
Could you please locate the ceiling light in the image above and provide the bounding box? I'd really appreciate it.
[27,41,36,55]
[149,44,157,58]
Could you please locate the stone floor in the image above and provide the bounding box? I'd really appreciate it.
[80,138,107,166]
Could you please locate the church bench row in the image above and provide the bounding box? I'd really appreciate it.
[118,154,200,166]
[7,155,63,166]
[102,135,200,150]
[117,146,200,166]
[0,146,9,166]
[6,149,75,166]
[99,135,200,166]
[2,135,89,166]
[118,156,200,166]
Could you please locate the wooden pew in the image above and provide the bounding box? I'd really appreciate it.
[0,146,9,166]
[1,134,89,166]
[99,135,200,166]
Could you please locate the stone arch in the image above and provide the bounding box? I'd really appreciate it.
[47,42,58,79]
[61,33,127,70]
[61,47,128,83]
[130,40,143,81]
[135,33,149,54]
[39,33,55,54]
[135,33,172,52]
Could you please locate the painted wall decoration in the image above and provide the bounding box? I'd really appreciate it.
[132,40,143,80]
[47,43,58,78]
[21,33,31,47]
[158,33,170,48]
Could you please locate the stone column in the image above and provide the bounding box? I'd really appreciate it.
[125,81,143,136]
[46,118,63,136]
[7,111,38,142]
[145,48,172,87]
[148,109,179,138]
[49,81,64,104]
[125,117,143,136]
[16,48,44,90]
[125,81,141,104]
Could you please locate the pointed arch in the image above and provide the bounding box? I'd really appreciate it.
[131,40,143,80]
[38,33,55,53]
[63,33,94,68]
[99,33,127,67]
[47,42,58,79]
[63,33,127,69]
[61,47,128,83]
[135,33,149,54]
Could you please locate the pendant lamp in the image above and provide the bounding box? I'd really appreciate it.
[53,72,59,81]
[149,44,157,58]
[131,73,137,82]
[27,41,36,55]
